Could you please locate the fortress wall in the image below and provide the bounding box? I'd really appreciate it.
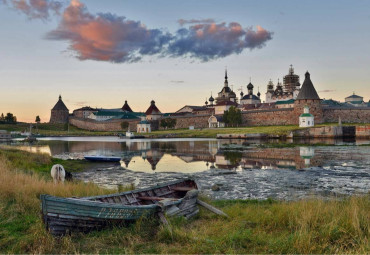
[172,115,210,129]
[69,117,139,132]
[356,125,370,138]
[323,108,370,123]
[241,108,296,126]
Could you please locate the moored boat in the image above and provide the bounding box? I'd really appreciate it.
[84,155,121,162]
[41,179,198,236]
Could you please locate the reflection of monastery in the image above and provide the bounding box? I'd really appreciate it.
[50,65,370,130]
[46,140,322,171]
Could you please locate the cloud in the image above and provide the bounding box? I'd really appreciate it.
[178,18,215,26]
[45,0,172,63]
[43,0,273,63]
[1,0,63,20]
[319,89,336,93]
[170,80,185,84]
[168,23,273,61]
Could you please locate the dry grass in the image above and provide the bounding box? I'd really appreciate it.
[0,150,369,254]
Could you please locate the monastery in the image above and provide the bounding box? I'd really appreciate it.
[49,66,370,132]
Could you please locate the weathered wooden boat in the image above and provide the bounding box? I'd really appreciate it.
[41,179,200,236]
[84,155,121,162]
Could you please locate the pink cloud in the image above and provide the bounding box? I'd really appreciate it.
[2,0,62,20]
[46,0,172,63]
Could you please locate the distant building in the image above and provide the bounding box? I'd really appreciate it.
[208,115,225,128]
[266,65,301,103]
[295,71,323,124]
[137,116,151,133]
[214,100,237,115]
[240,81,261,105]
[49,95,69,124]
[215,70,237,104]
[88,110,141,121]
[145,100,162,120]
[345,93,366,107]
[299,105,314,127]
[73,106,97,119]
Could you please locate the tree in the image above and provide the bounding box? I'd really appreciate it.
[121,121,129,131]
[223,106,242,127]
[0,113,4,122]
[160,118,176,129]
[4,113,17,123]
[35,116,41,133]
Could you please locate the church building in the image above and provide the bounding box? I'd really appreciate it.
[215,70,237,104]
[266,65,301,103]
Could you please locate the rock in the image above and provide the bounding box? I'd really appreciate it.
[211,184,220,191]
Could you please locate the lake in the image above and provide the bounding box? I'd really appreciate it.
[7,136,370,200]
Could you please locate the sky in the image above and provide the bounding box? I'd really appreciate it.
[0,0,369,122]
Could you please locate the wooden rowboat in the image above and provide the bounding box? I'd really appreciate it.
[41,179,199,236]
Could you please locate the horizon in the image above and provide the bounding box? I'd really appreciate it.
[1,0,369,122]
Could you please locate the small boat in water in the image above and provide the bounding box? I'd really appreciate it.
[41,179,199,236]
[84,155,121,162]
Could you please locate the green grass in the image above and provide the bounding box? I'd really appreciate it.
[145,123,370,138]
[0,122,116,136]
[0,148,98,176]
[0,149,369,254]
[2,122,369,138]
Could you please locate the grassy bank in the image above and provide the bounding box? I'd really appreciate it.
[0,148,99,176]
[2,122,369,138]
[0,123,115,136]
[146,123,370,138]
[0,149,369,253]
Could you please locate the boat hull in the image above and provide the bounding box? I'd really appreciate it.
[41,179,198,236]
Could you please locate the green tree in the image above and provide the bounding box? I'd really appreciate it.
[5,113,17,123]
[120,121,129,131]
[35,116,41,133]
[223,106,242,127]
[0,113,4,122]
[160,118,176,129]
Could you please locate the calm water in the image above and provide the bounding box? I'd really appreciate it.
[5,137,370,200]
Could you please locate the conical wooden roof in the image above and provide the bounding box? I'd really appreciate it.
[121,100,133,112]
[296,72,320,100]
[52,95,69,111]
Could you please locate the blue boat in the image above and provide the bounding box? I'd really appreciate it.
[84,155,121,162]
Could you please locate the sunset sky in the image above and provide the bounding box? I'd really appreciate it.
[1,0,369,122]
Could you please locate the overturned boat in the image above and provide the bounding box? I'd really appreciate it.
[41,179,202,236]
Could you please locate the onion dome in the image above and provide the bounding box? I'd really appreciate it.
[209,95,214,102]
[247,82,254,90]
[267,79,274,90]
[257,91,261,98]
[205,99,208,105]
[240,91,244,97]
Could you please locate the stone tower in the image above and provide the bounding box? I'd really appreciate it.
[294,71,323,124]
[49,95,69,124]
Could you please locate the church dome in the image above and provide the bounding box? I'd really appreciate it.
[247,82,254,90]
[209,95,214,102]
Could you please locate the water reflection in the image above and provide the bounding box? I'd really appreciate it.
[5,137,370,173]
